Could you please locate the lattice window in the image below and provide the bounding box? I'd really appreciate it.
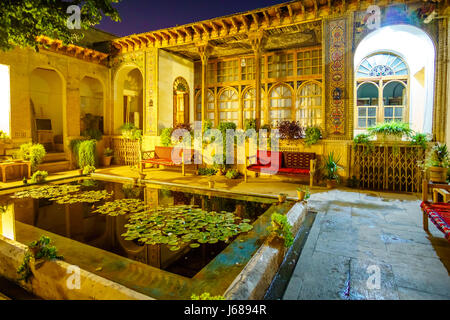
[383,81,406,123]
[268,53,294,78]
[356,82,378,128]
[241,58,255,81]
[356,53,408,78]
[243,87,264,122]
[297,48,322,76]
[269,84,292,126]
[218,87,239,124]
[195,90,215,122]
[296,81,323,127]
[217,60,238,82]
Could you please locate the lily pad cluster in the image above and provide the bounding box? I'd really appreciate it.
[121,204,253,251]
[11,184,112,204]
[92,198,148,216]
[50,190,113,204]
[11,185,81,199]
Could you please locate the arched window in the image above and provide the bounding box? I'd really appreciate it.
[195,90,215,122]
[243,87,264,123]
[218,87,239,125]
[269,84,292,127]
[355,52,409,130]
[296,81,322,127]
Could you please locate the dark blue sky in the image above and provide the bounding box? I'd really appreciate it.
[97,0,288,37]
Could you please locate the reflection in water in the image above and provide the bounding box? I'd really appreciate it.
[3,180,274,278]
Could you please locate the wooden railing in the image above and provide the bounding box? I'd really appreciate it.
[351,143,425,193]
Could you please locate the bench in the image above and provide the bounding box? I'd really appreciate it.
[245,150,317,187]
[140,146,197,176]
[421,179,450,241]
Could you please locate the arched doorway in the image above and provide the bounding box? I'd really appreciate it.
[30,68,64,152]
[114,66,143,134]
[173,77,189,126]
[80,76,104,136]
[354,24,435,136]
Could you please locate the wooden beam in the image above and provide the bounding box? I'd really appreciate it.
[241,15,250,31]
[251,13,260,29]
[262,10,271,26]
[182,27,193,41]
[230,17,239,32]
[275,7,282,25]
[312,0,318,17]
[209,22,219,35]
[219,20,229,35]
[287,4,295,23]
[200,23,211,38]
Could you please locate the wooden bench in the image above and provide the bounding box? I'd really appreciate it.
[245,150,317,187]
[421,179,450,241]
[140,146,197,176]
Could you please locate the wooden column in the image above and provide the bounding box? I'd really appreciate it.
[249,32,266,130]
[197,43,212,130]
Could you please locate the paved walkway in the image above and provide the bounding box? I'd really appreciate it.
[283,190,450,300]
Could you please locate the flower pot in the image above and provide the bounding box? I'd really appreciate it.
[376,134,402,142]
[103,156,112,166]
[297,190,305,201]
[428,166,448,183]
[326,179,337,189]
[216,169,223,176]
[208,180,215,188]
[278,194,287,203]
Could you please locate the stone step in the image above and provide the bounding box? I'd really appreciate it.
[42,152,67,163]
[38,160,71,173]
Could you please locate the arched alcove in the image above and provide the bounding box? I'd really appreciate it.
[30,68,64,151]
[80,76,104,136]
[114,66,144,134]
[354,24,435,136]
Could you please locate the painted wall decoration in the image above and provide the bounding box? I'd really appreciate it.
[326,18,347,135]
[146,49,157,135]
[353,3,438,48]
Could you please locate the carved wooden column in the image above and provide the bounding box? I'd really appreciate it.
[249,32,266,130]
[197,43,212,130]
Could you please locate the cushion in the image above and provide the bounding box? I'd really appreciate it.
[143,158,176,166]
[155,146,173,160]
[278,168,310,175]
[283,152,315,169]
[247,165,278,174]
[421,201,450,241]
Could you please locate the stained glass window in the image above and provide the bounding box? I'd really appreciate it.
[356,53,408,78]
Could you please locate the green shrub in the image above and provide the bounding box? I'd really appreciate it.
[120,123,142,140]
[30,170,48,183]
[78,139,97,169]
[81,128,102,141]
[424,143,449,168]
[160,127,173,146]
[353,133,374,154]
[410,133,430,150]
[198,167,217,176]
[304,126,321,147]
[367,121,412,138]
[82,165,96,174]
[19,143,46,172]
[191,292,225,300]
[225,169,240,179]
[268,213,294,247]
[244,119,256,131]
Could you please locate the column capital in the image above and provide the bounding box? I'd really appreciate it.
[248,31,267,54]
[196,42,213,64]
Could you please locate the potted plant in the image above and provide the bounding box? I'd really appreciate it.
[296,186,310,201]
[367,121,412,142]
[82,165,96,175]
[323,152,342,189]
[423,143,449,183]
[103,147,114,166]
[30,170,48,184]
[278,193,287,203]
[304,126,322,147]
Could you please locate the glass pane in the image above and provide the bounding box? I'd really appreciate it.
[384,107,393,117]
[367,118,376,127]
[358,118,366,128]
[357,83,378,106]
[383,81,406,106]
[358,107,366,117]
[367,107,376,117]
[394,108,403,117]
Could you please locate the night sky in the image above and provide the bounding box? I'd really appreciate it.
[97,0,288,37]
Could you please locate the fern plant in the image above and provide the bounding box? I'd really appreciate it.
[304,126,321,147]
[268,213,294,247]
[78,139,97,169]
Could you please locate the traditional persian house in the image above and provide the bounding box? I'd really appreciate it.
[0,0,448,192]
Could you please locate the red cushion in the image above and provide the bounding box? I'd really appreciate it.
[421,202,450,241]
[155,146,173,160]
[278,168,310,175]
[143,158,176,166]
[257,150,282,167]
[247,165,278,174]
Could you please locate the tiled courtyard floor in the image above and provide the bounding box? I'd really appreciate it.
[2,165,449,300]
[283,190,450,300]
